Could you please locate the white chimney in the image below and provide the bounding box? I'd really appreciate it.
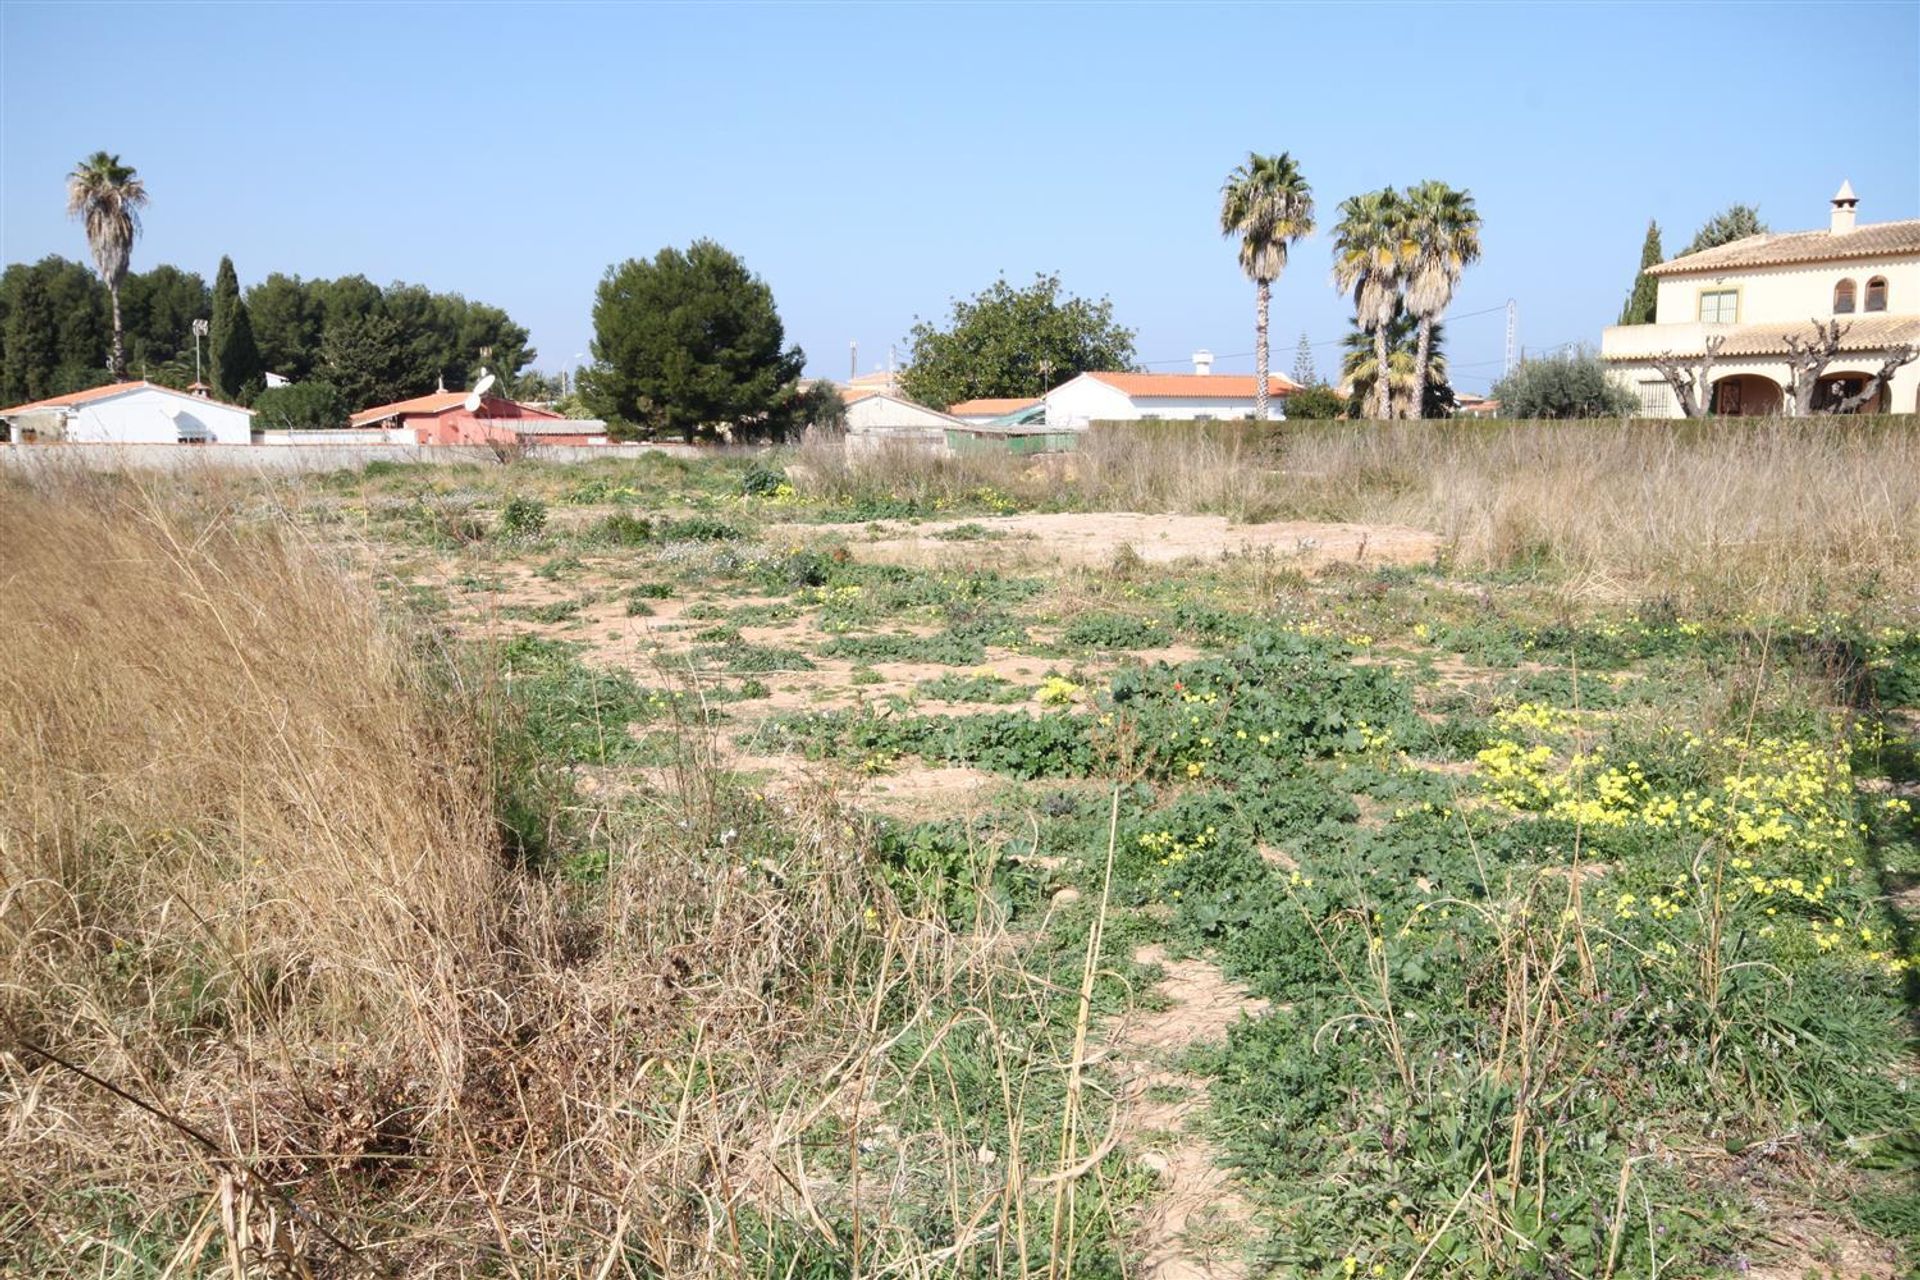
[1831,180,1858,235]
[1192,349,1213,376]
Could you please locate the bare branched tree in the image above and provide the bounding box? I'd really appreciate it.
[1781,319,1850,417]
[1830,343,1917,414]
[1649,335,1724,418]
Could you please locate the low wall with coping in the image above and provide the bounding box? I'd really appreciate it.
[0,441,699,474]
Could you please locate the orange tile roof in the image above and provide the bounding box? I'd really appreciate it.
[0,379,253,417]
[1086,372,1301,398]
[1604,314,1920,360]
[946,396,1041,416]
[840,388,878,405]
[1647,219,1920,276]
[348,390,471,427]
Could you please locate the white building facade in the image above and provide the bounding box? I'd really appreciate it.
[842,391,964,454]
[1,380,255,444]
[1601,185,1920,417]
[1042,354,1298,428]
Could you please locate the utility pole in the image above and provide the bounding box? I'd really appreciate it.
[849,341,857,382]
[1504,300,1518,377]
[192,318,209,383]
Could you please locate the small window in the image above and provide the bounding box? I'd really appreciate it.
[1698,289,1739,323]
[1865,276,1888,312]
[1638,381,1671,415]
[1833,279,1856,314]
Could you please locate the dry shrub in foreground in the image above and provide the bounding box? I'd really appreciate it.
[799,419,1920,611]
[0,474,1118,1277]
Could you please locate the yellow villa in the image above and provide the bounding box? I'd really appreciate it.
[1602,183,1920,416]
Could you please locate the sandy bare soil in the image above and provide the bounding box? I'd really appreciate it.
[776,512,1442,571]
[1116,944,1271,1280]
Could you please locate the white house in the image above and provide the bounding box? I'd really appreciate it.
[1601,183,1920,416]
[842,390,964,454]
[0,380,255,445]
[1041,352,1299,428]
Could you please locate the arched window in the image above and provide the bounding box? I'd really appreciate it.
[1833,279,1857,313]
[1865,276,1888,312]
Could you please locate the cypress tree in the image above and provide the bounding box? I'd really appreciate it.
[210,255,262,400]
[1618,221,1662,325]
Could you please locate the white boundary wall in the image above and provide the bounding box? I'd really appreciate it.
[0,442,698,474]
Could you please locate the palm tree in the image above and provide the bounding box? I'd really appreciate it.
[1330,187,1409,419]
[66,152,148,380]
[1402,181,1482,422]
[1341,303,1451,418]
[1219,152,1314,421]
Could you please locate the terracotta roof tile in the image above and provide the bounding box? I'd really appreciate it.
[1,379,253,418]
[1606,315,1920,359]
[348,391,472,427]
[1647,219,1920,276]
[946,397,1041,416]
[1086,372,1300,398]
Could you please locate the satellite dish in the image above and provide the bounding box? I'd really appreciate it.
[464,369,497,413]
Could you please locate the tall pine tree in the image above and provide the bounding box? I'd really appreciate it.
[1291,330,1317,386]
[210,255,262,401]
[1618,221,1662,325]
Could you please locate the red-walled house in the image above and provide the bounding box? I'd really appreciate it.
[349,391,610,446]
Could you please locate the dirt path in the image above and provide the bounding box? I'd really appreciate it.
[1115,944,1270,1280]
[775,512,1441,571]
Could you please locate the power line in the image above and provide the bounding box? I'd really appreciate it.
[1137,301,1516,369]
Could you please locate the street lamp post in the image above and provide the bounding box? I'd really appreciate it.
[192,318,209,383]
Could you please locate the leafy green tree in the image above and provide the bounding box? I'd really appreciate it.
[246,273,323,382]
[1331,188,1408,419]
[1,268,62,403]
[1284,384,1343,419]
[250,381,348,429]
[0,257,113,400]
[1291,331,1317,388]
[1683,204,1767,256]
[580,240,806,442]
[1219,152,1315,421]
[320,311,414,410]
[121,265,209,384]
[1402,180,1481,421]
[1491,348,1636,419]
[65,152,147,380]
[1341,303,1453,419]
[899,272,1136,410]
[1618,221,1662,324]
[210,256,263,402]
[797,379,848,432]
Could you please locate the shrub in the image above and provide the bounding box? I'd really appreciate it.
[740,464,786,496]
[1492,348,1637,419]
[660,515,741,542]
[250,380,349,430]
[587,512,653,546]
[1282,384,1344,420]
[498,495,549,538]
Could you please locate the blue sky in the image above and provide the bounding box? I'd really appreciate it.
[4,2,1916,394]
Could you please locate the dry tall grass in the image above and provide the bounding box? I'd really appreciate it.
[799,419,1920,612]
[0,472,1124,1277]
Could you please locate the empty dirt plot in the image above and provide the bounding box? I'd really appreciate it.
[24,443,1910,1280]
[779,511,1443,571]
